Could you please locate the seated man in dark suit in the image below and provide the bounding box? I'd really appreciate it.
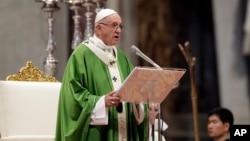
[207,107,234,141]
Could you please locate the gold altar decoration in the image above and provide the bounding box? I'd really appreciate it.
[6,61,57,82]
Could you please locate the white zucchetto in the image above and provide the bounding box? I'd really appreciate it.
[95,8,117,23]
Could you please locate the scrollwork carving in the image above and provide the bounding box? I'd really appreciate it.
[6,61,57,82]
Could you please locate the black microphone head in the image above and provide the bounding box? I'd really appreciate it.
[116,102,123,113]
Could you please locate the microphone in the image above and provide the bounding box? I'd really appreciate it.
[131,45,162,69]
[116,102,123,113]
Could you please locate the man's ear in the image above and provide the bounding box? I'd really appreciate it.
[95,24,101,30]
[224,122,230,131]
[95,24,102,35]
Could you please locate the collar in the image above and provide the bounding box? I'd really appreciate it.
[83,36,118,66]
[92,34,115,52]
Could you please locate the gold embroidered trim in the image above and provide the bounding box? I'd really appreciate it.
[6,61,57,82]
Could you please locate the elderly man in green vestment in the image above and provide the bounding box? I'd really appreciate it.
[55,8,148,141]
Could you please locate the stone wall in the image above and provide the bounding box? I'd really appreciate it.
[0,0,68,81]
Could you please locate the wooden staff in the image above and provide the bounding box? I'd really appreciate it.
[178,41,200,141]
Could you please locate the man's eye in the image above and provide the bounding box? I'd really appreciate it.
[119,25,124,29]
[111,24,118,28]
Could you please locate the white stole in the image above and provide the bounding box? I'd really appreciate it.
[84,41,128,141]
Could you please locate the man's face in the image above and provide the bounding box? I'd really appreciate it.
[207,114,229,139]
[96,14,123,46]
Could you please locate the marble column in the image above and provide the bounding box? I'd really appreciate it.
[212,0,250,124]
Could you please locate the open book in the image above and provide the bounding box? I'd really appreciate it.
[116,67,186,104]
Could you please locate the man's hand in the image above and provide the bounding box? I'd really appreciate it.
[105,91,121,107]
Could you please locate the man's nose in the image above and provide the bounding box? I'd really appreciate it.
[115,26,122,32]
[207,123,213,129]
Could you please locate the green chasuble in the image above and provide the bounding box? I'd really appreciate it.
[55,43,148,141]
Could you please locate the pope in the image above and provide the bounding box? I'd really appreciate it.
[55,8,148,141]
